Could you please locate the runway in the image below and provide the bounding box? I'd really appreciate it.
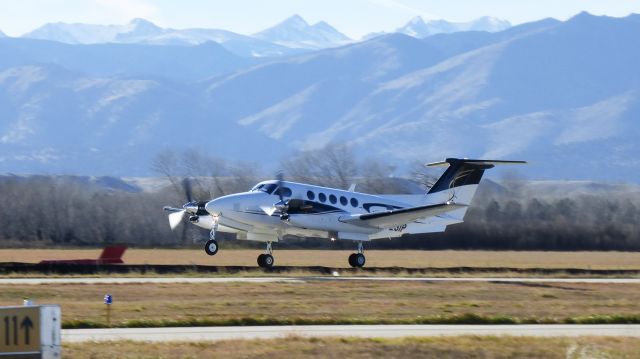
[1,276,639,285]
[62,324,640,342]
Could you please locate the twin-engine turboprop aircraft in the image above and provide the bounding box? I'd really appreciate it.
[164,158,525,268]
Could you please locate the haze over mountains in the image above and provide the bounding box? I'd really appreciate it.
[20,15,510,55]
[376,16,511,39]
[1,12,638,182]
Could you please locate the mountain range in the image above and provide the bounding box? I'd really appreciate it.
[253,14,351,49]
[23,17,302,57]
[396,16,511,38]
[19,15,510,56]
[0,12,638,182]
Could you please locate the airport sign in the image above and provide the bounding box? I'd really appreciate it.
[0,305,60,358]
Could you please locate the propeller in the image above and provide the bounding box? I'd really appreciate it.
[167,210,186,230]
[260,172,291,220]
[163,178,204,230]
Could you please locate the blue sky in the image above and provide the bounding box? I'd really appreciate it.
[0,0,639,38]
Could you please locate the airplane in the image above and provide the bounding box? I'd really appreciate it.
[164,158,525,268]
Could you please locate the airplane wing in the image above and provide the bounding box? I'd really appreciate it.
[339,202,467,229]
[163,206,184,213]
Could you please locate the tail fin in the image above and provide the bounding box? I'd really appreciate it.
[98,246,127,264]
[426,158,526,205]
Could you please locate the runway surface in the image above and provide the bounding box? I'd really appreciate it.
[62,324,640,342]
[1,277,639,285]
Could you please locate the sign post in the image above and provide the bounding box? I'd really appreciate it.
[0,305,60,358]
[104,294,112,327]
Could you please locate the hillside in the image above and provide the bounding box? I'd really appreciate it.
[0,12,638,181]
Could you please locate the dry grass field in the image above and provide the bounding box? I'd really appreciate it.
[1,249,639,269]
[1,281,639,326]
[63,336,640,359]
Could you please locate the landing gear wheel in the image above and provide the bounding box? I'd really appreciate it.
[204,239,218,256]
[348,253,357,267]
[355,253,366,267]
[258,254,274,268]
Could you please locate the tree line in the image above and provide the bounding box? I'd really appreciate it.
[0,147,638,250]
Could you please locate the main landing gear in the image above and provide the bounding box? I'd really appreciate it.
[204,227,218,256]
[257,241,274,268]
[348,241,366,268]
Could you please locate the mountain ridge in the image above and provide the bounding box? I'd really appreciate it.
[1,12,639,182]
[253,14,351,49]
[22,16,348,56]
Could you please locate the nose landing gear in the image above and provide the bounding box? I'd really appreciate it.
[348,241,366,268]
[257,241,274,268]
[204,239,218,256]
[204,224,219,256]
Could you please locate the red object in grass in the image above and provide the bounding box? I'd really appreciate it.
[39,246,127,265]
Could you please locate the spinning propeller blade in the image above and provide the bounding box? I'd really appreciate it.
[182,178,193,202]
[164,178,199,230]
[260,205,278,216]
[168,210,186,230]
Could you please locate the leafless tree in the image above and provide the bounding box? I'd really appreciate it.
[281,144,357,189]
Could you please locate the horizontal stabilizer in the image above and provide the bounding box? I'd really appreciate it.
[427,159,527,167]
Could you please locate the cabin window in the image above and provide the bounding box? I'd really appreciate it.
[307,191,315,200]
[319,193,327,202]
[329,194,337,204]
[350,198,358,207]
[340,196,348,206]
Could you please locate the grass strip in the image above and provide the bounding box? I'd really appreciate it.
[62,336,640,359]
[62,313,640,329]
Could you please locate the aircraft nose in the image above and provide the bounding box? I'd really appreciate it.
[205,198,225,216]
[205,193,257,217]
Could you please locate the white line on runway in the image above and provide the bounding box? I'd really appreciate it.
[1,277,639,285]
[62,324,640,342]
[0,277,305,284]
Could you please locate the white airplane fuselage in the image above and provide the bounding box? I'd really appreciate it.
[197,180,472,243]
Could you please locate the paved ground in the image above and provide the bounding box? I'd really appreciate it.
[2,277,640,285]
[62,324,640,342]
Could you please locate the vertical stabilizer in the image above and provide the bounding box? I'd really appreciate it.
[426,158,526,206]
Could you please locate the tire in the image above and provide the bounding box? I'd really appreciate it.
[348,253,357,268]
[257,254,266,267]
[355,253,366,267]
[262,254,274,268]
[204,240,218,256]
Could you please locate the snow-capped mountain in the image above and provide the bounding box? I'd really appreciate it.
[21,17,348,56]
[253,14,351,49]
[24,18,166,44]
[0,30,6,38]
[22,18,303,57]
[464,16,512,32]
[24,22,125,44]
[396,16,511,38]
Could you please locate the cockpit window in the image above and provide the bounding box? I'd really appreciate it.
[252,183,278,194]
[251,184,264,192]
[263,184,278,194]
